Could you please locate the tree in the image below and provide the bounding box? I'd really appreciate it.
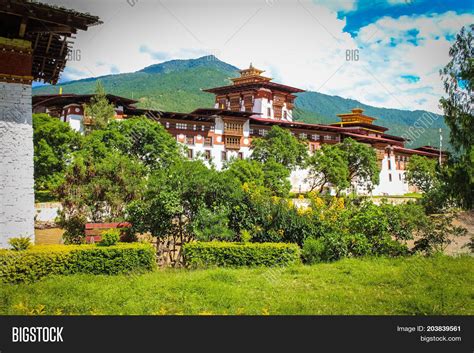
[89,116,182,170]
[33,113,81,193]
[440,24,473,154]
[439,24,474,209]
[56,147,146,244]
[225,159,265,187]
[83,80,115,131]
[305,144,349,193]
[262,159,291,197]
[251,125,308,170]
[339,138,379,191]
[127,160,241,265]
[225,158,291,196]
[405,155,439,193]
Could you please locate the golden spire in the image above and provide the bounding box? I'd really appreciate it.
[231,62,271,85]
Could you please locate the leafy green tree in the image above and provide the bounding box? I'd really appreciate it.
[305,144,349,193]
[84,80,115,131]
[440,24,473,154]
[251,125,308,170]
[226,159,265,187]
[127,160,241,264]
[56,148,146,244]
[439,24,474,209]
[339,138,379,191]
[225,158,290,196]
[413,213,467,255]
[89,116,182,169]
[405,155,439,193]
[33,113,81,193]
[262,159,291,196]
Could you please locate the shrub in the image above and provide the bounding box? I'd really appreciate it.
[302,233,373,264]
[99,229,121,246]
[183,241,300,268]
[8,237,32,251]
[0,243,156,284]
[302,237,325,264]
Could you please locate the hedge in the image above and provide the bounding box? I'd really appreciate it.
[0,243,156,284]
[183,241,301,268]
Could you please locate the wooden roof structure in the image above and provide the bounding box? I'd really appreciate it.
[0,0,102,84]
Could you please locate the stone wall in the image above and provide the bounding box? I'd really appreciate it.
[0,81,35,247]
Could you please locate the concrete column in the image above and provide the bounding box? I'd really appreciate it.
[0,38,35,247]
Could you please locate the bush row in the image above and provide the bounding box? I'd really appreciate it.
[0,243,156,284]
[183,241,301,268]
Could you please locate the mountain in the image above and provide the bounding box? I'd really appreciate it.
[33,55,448,148]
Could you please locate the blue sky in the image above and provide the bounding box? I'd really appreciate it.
[339,0,473,35]
[40,0,473,113]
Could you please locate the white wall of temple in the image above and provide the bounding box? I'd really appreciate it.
[371,155,409,196]
[282,103,293,121]
[254,98,273,118]
[0,82,35,248]
[66,114,84,133]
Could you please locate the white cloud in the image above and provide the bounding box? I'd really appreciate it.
[41,0,473,114]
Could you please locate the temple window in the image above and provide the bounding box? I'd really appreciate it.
[187,149,193,159]
[267,107,271,117]
[389,173,392,182]
[204,150,211,160]
[221,151,227,161]
[186,136,194,145]
[176,123,187,130]
[204,137,213,146]
[312,134,320,141]
[299,132,307,139]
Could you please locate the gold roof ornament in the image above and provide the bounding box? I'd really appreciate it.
[231,63,272,85]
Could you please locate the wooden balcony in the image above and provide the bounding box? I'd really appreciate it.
[225,136,241,150]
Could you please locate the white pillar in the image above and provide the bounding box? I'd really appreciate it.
[0,81,35,247]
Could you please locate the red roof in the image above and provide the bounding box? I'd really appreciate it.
[341,131,404,145]
[203,81,305,94]
[393,146,439,157]
[249,117,345,132]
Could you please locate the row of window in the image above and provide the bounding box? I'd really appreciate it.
[182,136,213,146]
[165,122,215,132]
[187,149,243,161]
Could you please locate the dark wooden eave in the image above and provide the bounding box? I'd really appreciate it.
[0,0,101,84]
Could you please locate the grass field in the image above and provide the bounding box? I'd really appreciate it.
[0,255,472,315]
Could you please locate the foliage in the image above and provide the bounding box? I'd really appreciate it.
[192,206,234,242]
[183,241,301,268]
[406,155,439,193]
[99,229,121,247]
[0,243,156,284]
[305,144,349,193]
[94,117,182,170]
[440,24,473,154]
[261,160,291,196]
[439,24,474,209]
[83,81,116,131]
[33,113,81,193]
[127,160,241,242]
[225,158,290,196]
[8,237,32,251]
[339,138,379,190]
[302,233,373,264]
[56,148,146,244]
[251,126,308,170]
[413,213,468,255]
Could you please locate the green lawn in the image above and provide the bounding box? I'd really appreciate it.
[0,255,472,315]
